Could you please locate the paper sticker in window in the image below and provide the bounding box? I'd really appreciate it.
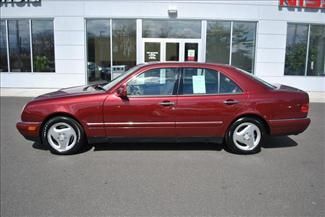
[160,69,166,84]
[192,75,206,94]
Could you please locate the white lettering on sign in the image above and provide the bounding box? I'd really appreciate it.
[146,51,159,60]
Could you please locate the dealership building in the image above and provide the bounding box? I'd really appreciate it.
[0,0,324,92]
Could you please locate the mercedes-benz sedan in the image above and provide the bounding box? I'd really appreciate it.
[17,62,311,155]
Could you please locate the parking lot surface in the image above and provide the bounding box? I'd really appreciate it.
[1,97,324,217]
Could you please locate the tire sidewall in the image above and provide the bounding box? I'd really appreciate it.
[42,116,84,155]
[226,117,265,154]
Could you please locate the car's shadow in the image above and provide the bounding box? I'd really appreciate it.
[32,136,298,154]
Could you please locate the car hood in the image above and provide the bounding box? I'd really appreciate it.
[34,85,103,100]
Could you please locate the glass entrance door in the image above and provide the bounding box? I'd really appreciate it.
[143,39,201,63]
[166,43,180,61]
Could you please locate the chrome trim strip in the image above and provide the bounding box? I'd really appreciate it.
[87,121,223,127]
[269,118,310,122]
[176,121,223,125]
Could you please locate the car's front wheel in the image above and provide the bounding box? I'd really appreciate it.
[42,116,85,155]
[226,117,265,154]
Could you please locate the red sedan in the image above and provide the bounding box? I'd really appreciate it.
[17,62,311,155]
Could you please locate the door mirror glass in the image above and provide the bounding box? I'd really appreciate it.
[116,85,128,98]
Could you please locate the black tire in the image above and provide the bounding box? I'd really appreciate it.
[226,117,265,154]
[42,116,85,155]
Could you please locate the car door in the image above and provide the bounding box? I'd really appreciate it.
[103,67,180,138]
[175,67,247,138]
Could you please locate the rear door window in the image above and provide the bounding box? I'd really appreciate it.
[180,68,242,95]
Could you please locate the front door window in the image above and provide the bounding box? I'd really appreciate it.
[127,68,178,96]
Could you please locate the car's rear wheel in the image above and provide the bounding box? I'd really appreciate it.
[42,116,85,155]
[226,117,264,154]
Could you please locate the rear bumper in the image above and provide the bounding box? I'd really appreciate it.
[16,121,41,142]
[269,118,311,136]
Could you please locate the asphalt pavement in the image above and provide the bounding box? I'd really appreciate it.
[1,97,324,217]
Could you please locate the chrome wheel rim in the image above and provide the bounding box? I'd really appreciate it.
[233,122,261,151]
[47,122,77,152]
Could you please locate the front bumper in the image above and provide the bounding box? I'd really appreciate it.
[16,121,42,142]
[269,118,311,136]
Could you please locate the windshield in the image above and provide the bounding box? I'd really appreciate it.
[102,64,143,91]
[235,68,276,89]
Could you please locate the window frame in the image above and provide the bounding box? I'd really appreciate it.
[285,22,325,77]
[0,18,55,73]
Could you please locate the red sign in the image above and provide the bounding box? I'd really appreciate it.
[279,0,325,8]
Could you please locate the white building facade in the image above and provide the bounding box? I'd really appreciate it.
[0,0,324,91]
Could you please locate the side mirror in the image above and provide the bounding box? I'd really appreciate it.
[116,85,128,98]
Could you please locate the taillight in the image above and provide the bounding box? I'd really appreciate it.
[301,103,309,113]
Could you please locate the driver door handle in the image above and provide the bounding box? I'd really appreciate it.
[159,101,175,106]
[224,99,239,105]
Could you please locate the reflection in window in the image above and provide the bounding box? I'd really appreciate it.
[8,20,31,72]
[307,25,325,76]
[143,20,201,39]
[127,68,178,96]
[284,24,309,76]
[0,20,8,72]
[206,21,231,64]
[86,19,110,83]
[220,73,242,94]
[112,19,136,77]
[231,22,256,74]
[32,20,55,72]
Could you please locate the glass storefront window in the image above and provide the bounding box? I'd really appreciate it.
[86,19,137,84]
[231,22,256,74]
[143,20,201,39]
[86,19,111,83]
[8,20,31,72]
[206,21,231,64]
[284,24,309,76]
[112,19,136,78]
[0,20,8,72]
[2,19,55,73]
[285,23,324,76]
[31,20,55,72]
[307,25,325,76]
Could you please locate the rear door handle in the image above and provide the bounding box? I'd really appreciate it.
[159,101,175,106]
[223,99,239,105]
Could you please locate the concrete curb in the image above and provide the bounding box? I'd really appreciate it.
[1,88,324,103]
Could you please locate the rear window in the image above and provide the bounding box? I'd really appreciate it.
[236,68,276,89]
